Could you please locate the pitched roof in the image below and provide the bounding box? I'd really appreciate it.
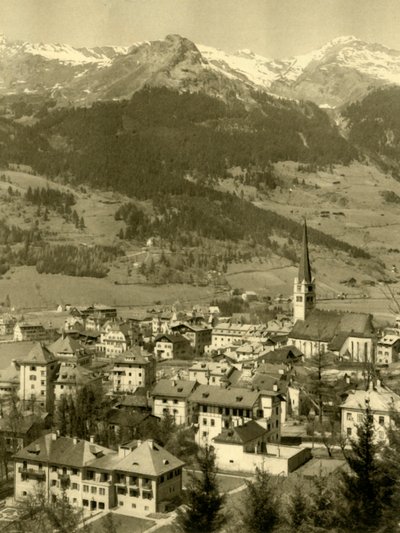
[189,385,260,409]
[155,333,189,344]
[214,420,268,445]
[340,384,400,412]
[256,346,302,364]
[90,439,184,476]
[113,347,151,365]
[298,219,312,284]
[22,343,54,364]
[55,365,99,386]
[14,434,113,467]
[48,335,81,356]
[151,379,198,399]
[289,310,374,342]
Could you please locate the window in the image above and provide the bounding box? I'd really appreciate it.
[83,485,89,493]
[346,413,352,421]
[131,503,137,508]
[203,418,207,425]
[52,466,57,472]
[296,296,302,302]
[211,419,215,426]
[99,503,105,510]
[202,431,207,437]
[30,366,36,371]
[99,488,105,496]
[357,414,363,423]
[347,428,352,436]
[72,469,78,475]
[29,375,37,381]
[72,483,79,490]
[51,480,57,486]
[83,500,89,507]
[379,416,385,426]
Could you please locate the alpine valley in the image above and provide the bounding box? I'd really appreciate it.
[0,33,400,310]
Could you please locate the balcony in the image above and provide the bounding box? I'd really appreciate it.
[128,478,139,488]
[19,467,46,481]
[142,482,152,491]
[58,473,70,487]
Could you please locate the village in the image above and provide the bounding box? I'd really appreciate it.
[0,220,397,530]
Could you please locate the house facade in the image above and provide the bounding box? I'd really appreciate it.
[376,335,400,365]
[340,382,400,443]
[151,379,198,425]
[154,334,192,360]
[19,344,59,411]
[170,323,212,356]
[189,385,268,446]
[13,434,184,516]
[14,323,48,342]
[110,348,156,393]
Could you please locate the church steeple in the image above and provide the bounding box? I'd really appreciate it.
[298,219,312,284]
[293,219,316,323]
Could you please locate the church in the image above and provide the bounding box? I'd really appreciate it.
[288,221,375,361]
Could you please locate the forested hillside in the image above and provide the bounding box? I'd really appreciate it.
[0,87,370,282]
[345,86,400,177]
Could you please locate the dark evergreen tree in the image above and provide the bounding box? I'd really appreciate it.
[176,445,225,533]
[340,405,394,532]
[241,467,280,533]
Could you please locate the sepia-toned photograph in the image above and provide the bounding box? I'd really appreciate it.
[0,0,398,531]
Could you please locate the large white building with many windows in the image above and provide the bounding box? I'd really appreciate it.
[13,434,184,516]
[340,382,400,443]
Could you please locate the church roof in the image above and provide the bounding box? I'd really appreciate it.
[298,220,312,284]
[289,310,374,343]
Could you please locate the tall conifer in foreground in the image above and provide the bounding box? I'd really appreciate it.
[176,444,225,533]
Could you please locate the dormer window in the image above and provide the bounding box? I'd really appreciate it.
[202,393,209,399]
[236,396,243,402]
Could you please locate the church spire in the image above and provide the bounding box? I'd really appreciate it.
[298,219,312,284]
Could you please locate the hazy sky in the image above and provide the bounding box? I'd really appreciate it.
[0,0,400,57]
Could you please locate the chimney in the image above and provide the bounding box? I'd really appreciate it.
[273,383,279,392]
[73,436,78,445]
[345,374,351,385]
[89,435,95,444]
[51,432,57,441]
[56,429,60,437]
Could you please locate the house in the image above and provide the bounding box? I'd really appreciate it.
[13,434,184,515]
[210,323,252,350]
[188,385,281,446]
[0,359,20,397]
[0,314,17,336]
[110,348,156,393]
[107,410,159,442]
[376,335,400,365]
[97,322,141,357]
[0,413,44,453]
[154,333,192,360]
[170,323,212,356]
[48,335,91,366]
[151,379,198,425]
[255,346,303,365]
[188,361,235,386]
[14,323,48,342]
[340,381,400,443]
[212,420,311,475]
[19,343,59,411]
[53,364,102,404]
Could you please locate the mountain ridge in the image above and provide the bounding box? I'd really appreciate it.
[0,33,400,107]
